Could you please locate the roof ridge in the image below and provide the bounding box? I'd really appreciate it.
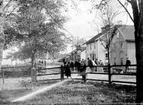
[85,25,134,44]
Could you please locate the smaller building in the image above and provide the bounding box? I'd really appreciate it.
[110,25,136,65]
[67,45,86,62]
[85,31,107,64]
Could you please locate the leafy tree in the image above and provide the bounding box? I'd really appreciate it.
[0,0,20,71]
[4,0,67,67]
[6,27,66,65]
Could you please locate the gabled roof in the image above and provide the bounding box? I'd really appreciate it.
[69,47,86,54]
[85,26,115,44]
[118,25,135,41]
[85,33,102,44]
[80,47,86,52]
[85,25,135,45]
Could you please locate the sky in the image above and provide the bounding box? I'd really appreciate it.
[62,0,133,53]
[64,0,98,39]
[64,0,133,38]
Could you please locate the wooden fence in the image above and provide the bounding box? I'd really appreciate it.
[35,64,136,85]
[0,64,136,85]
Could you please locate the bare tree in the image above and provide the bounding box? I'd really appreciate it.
[71,36,86,50]
[95,1,123,84]
[97,0,143,103]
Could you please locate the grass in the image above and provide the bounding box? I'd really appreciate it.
[0,88,32,103]
[0,79,62,103]
[1,80,136,105]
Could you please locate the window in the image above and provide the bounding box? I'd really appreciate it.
[114,58,116,65]
[117,32,119,38]
[105,53,108,60]
[106,53,108,57]
[121,43,123,49]
[121,58,123,65]
[116,32,119,42]
[88,45,90,50]
[90,54,92,58]
[94,42,96,49]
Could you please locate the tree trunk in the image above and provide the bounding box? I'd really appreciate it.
[128,0,143,103]
[107,48,111,84]
[31,50,36,68]
[0,0,4,87]
[31,50,37,83]
[130,0,143,103]
[0,42,4,85]
[0,42,3,68]
[136,13,143,104]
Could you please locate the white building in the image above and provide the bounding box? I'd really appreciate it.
[85,32,107,64]
[110,25,136,65]
[85,25,136,65]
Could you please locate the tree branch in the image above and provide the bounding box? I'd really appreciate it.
[99,38,107,49]
[97,0,105,9]
[5,6,19,18]
[3,0,12,11]
[126,0,131,4]
[38,2,75,40]
[116,0,134,22]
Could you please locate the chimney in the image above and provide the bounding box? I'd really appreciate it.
[101,25,111,32]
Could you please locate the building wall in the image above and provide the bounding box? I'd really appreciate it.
[86,38,107,64]
[97,39,107,64]
[86,42,96,60]
[110,30,136,65]
[86,27,136,65]
[110,30,127,65]
[81,50,86,60]
[127,42,136,64]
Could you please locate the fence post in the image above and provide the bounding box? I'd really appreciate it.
[31,67,37,83]
[2,68,4,84]
[61,65,64,80]
[108,64,111,84]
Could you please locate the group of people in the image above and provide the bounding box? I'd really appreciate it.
[61,57,132,82]
[62,58,104,82]
[62,59,87,82]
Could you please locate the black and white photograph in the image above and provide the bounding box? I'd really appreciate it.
[0,0,142,104]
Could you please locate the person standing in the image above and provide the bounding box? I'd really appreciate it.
[64,62,72,79]
[80,60,87,82]
[74,60,78,72]
[77,60,81,74]
[87,58,93,72]
[75,60,81,75]
[125,58,131,73]
[70,60,74,71]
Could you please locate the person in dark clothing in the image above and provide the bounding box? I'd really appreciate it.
[87,58,93,72]
[87,58,93,67]
[64,62,72,79]
[94,59,98,65]
[74,60,78,71]
[77,60,81,74]
[61,65,64,80]
[74,60,81,74]
[94,59,98,72]
[125,58,131,73]
[70,61,74,71]
[80,60,87,82]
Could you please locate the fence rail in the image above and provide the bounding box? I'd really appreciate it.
[0,64,137,85]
